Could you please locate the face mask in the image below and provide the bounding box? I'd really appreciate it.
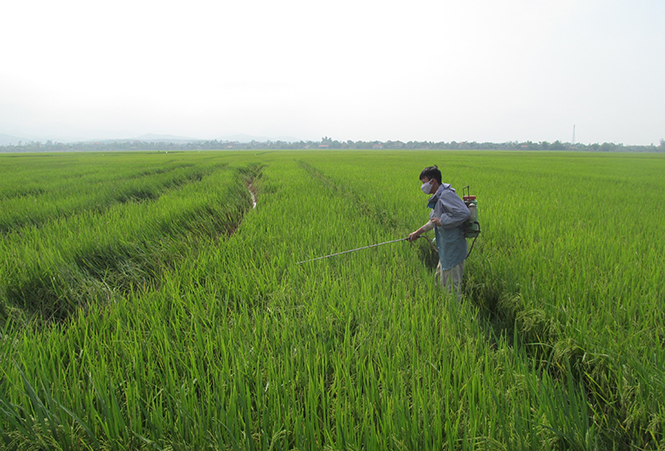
[421,180,433,195]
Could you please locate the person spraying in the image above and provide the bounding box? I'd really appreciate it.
[408,165,470,301]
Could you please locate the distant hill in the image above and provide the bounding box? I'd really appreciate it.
[0,132,303,146]
[134,133,199,142]
[0,133,27,146]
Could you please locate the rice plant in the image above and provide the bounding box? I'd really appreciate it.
[0,150,662,449]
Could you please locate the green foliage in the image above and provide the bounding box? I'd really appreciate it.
[0,150,663,449]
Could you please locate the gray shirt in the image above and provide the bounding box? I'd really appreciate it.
[427,183,470,270]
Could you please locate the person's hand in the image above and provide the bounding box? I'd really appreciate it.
[431,217,442,227]
[408,231,421,242]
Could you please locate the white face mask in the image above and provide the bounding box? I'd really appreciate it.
[421,180,433,195]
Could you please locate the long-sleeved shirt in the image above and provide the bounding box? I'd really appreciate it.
[422,183,470,270]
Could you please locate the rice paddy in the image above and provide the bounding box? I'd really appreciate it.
[0,150,663,449]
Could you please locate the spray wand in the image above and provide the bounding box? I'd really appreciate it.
[296,237,419,265]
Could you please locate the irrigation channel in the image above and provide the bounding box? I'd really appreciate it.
[248,184,257,208]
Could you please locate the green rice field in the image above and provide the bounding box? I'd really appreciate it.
[0,150,663,450]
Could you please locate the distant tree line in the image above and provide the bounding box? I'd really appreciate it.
[2,137,664,153]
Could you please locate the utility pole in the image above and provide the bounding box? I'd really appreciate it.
[572,125,576,146]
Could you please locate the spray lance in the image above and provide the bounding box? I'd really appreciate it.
[296,186,480,265]
[296,237,418,265]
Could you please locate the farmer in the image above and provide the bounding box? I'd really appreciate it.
[408,165,470,301]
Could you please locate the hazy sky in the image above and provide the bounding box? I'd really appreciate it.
[1,0,663,144]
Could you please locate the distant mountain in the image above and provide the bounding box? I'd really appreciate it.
[0,133,28,146]
[217,134,270,143]
[0,132,302,147]
[134,133,199,142]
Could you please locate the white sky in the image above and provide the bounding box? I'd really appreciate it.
[1,0,663,144]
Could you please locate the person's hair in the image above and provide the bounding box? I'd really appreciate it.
[419,165,441,184]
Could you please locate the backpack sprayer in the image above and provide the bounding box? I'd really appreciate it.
[296,186,481,264]
[462,186,481,258]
